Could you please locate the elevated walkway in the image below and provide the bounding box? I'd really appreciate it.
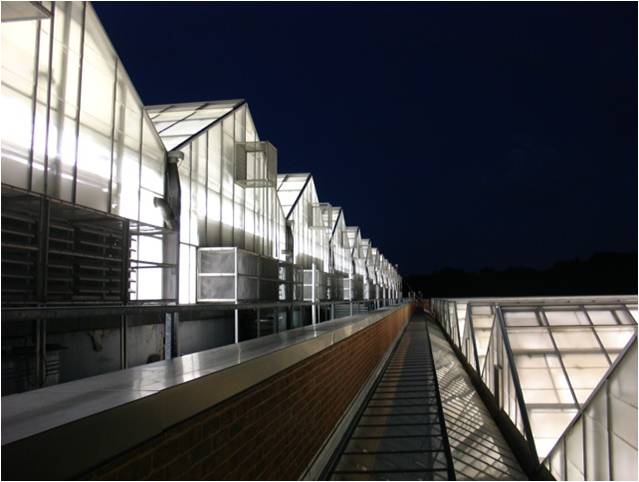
[325,312,454,480]
[2,305,412,480]
[427,318,526,480]
[2,304,539,480]
[322,310,526,480]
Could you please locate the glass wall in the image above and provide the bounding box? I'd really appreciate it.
[276,174,328,270]
[146,100,240,151]
[1,2,171,303]
[545,337,637,481]
[369,246,380,294]
[346,227,363,276]
[1,2,401,308]
[326,206,350,276]
[379,254,388,294]
[359,238,372,298]
[432,296,638,470]
[1,2,166,223]
[148,102,285,304]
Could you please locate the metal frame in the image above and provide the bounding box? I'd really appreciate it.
[495,306,540,459]
[147,99,245,152]
[543,332,637,480]
[2,298,403,391]
[2,304,412,481]
[431,295,638,478]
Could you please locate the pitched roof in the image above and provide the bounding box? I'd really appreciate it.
[145,99,244,150]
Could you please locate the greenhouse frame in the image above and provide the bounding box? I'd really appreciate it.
[432,296,638,480]
[1,0,401,389]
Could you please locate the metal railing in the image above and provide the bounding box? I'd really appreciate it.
[1,297,407,395]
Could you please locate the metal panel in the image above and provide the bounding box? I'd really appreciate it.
[235,140,277,188]
[197,247,279,303]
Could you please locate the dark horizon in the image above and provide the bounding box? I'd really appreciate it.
[404,250,638,298]
[94,1,638,276]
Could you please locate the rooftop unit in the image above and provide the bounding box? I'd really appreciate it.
[196,247,279,303]
[235,141,278,188]
[310,202,329,229]
[303,265,328,301]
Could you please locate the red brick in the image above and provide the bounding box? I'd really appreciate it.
[82,305,414,480]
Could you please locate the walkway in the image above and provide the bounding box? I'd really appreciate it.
[326,311,455,480]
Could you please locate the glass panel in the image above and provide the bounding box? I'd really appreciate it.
[626,305,639,323]
[565,418,584,480]
[190,135,206,246]
[529,408,578,459]
[587,310,618,325]
[516,353,574,404]
[545,310,590,326]
[550,327,601,351]
[1,19,37,189]
[504,310,539,326]
[614,309,636,325]
[507,327,554,351]
[46,2,85,202]
[179,145,191,242]
[31,18,53,194]
[189,245,196,304]
[611,433,638,481]
[1,3,166,222]
[585,390,609,480]
[609,381,637,448]
[594,326,636,360]
[609,340,638,408]
[111,72,141,220]
[139,188,163,227]
[179,243,190,304]
[561,353,609,404]
[608,340,637,480]
[472,305,492,316]
[76,6,115,211]
[140,116,164,194]
[137,267,163,300]
[550,441,565,480]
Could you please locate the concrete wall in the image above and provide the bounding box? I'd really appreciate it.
[179,318,235,356]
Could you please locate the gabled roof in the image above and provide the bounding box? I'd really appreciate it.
[345,226,362,255]
[329,206,344,241]
[360,239,371,260]
[145,99,244,150]
[276,173,311,219]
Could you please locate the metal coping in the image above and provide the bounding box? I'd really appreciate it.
[1,304,409,480]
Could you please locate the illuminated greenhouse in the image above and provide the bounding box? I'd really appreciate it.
[433,296,638,480]
[0,2,634,482]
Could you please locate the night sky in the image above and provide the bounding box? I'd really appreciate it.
[94,2,637,275]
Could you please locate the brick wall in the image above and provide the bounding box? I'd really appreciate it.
[84,304,413,480]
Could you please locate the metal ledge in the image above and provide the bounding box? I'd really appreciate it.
[0,299,396,322]
[1,304,408,480]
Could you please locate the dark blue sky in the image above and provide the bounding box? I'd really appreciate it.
[94,2,637,275]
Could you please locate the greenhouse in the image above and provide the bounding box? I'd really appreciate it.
[1,2,632,482]
[1,0,401,387]
[432,296,638,479]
